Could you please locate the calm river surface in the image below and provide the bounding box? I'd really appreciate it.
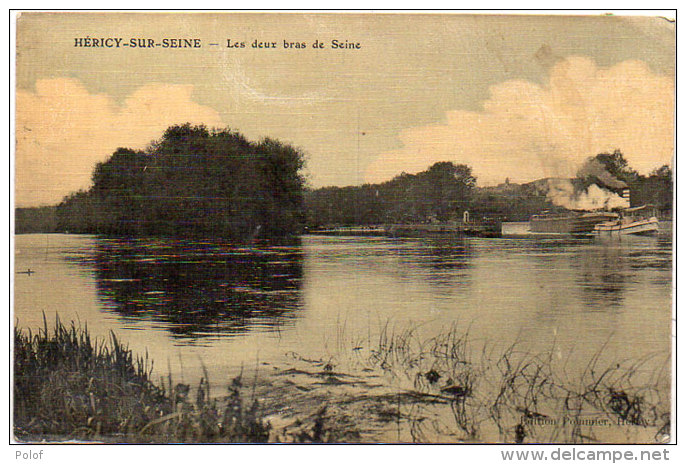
[14,227,672,386]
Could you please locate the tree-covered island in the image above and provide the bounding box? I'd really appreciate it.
[52,124,306,238]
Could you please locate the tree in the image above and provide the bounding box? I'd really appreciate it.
[304,161,476,226]
[631,164,673,215]
[580,149,640,188]
[419,162,476,220]
[56,124,307,239]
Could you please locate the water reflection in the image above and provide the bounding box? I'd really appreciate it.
[573,237,671,309]
[81,237,304,339]
[14,233,671,385]
[576,243,628,308]
[402,238,473,287]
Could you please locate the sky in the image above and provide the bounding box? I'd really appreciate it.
[14,12,675,207]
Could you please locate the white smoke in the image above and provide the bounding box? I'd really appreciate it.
[545,179,629,211]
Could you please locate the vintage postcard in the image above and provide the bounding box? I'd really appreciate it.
[12,11,674,446]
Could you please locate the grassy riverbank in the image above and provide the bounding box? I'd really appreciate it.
[13,317,671,443]
[13,316,271,443]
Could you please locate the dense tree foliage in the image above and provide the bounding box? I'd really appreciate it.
[305,150,673,226]
[305,162,477,226]
[575,150,672,214]
[55,124,306,238]
[15,206,58,233]
[631,164,673,214]
[469,182,561,222]
[587,149,640,186]
[16,141,672,235]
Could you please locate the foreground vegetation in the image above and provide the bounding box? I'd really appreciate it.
[361,324,670,443]
[14,316,271,443]
[14,316,670,443]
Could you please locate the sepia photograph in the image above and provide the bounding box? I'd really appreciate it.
[11,11,674,446]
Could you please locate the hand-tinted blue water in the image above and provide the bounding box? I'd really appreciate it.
[14,231,672,386]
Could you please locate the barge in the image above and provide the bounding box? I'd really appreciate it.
[529,211,619,235]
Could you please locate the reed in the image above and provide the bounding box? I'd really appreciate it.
[13,315,270,443]
[365,323,671,443]
[13,315,670,443]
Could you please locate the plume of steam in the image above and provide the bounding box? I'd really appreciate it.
[542,156,631,210]
[545,178,629,211]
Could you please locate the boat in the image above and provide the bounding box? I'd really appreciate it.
[529,211,619,235]
[593,217,659,236]
[593,206,659,236]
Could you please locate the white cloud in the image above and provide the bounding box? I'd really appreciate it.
[16,78,224,206]
[365,57,674,186]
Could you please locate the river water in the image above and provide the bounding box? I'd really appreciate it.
[14,227,672,390]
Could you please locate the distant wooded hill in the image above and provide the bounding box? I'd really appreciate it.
[303,163,558,226]
[304,151,672,226]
